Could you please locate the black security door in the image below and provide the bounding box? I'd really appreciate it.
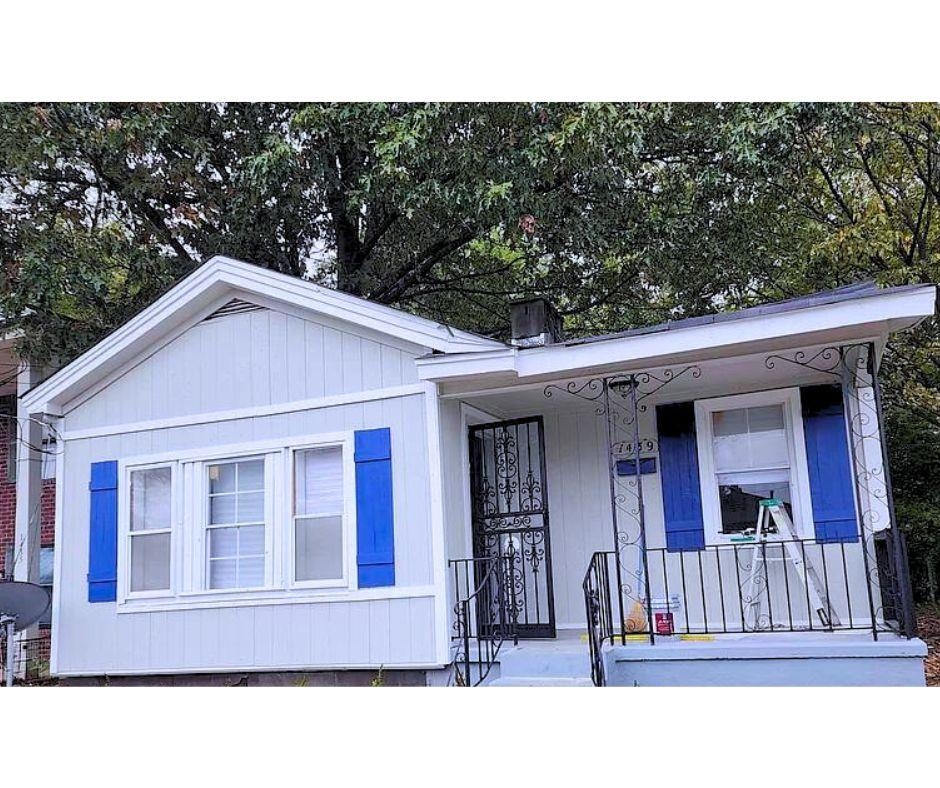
[469,416,556,638]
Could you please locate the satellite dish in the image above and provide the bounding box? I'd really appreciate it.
[0,580,50,632]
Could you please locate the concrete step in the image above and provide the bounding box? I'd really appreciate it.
[497,642,591,679]
[487,676,594,687]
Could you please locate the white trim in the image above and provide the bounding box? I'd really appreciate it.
[49,417,64,676]
[417,286,937,386]
[118,430,351,468]
[22,255,503,415]
[422,381,451,666]
[119,461,177,602]
[54,652,448,677]
[116,585,437,614]
[114,430,362,609]
[287,438,358,591]
[693,388,814,546]
[60,383,426,441]
[59,291,236,416]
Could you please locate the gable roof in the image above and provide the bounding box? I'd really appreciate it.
[22,255,503,415]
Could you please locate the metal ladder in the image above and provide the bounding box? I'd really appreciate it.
[743,499,839,630]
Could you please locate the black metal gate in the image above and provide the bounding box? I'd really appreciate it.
[469,416,556,638]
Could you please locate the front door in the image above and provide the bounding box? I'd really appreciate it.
[469,416,556,638]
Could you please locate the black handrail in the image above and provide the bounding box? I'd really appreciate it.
[583,551,616,686]
[448,556,518,686]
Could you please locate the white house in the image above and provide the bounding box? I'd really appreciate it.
[17,256,936,685]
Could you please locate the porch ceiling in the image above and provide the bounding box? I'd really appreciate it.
[456,342,864,419]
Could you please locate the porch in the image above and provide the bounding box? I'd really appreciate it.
[439,339,922,686]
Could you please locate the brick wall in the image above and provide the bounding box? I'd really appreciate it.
[0,416,57,577]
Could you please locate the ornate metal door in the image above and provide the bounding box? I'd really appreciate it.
[469,416,556,638]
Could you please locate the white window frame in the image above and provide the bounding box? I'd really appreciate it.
[118,461,177,600]
[116,431,359,608]
[288,435,357,591]
[201,454,274,592]
[694,388,815,546]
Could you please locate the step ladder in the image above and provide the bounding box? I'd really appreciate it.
[742,499,840,631]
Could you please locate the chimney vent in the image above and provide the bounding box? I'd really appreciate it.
[510,297,563,347]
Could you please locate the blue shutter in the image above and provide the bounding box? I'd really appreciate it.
[88,460,119,602]
[801,384,859,543]
[656,402,705,552]
[354,428,395,587]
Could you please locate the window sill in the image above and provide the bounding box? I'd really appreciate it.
[115,584,437,614]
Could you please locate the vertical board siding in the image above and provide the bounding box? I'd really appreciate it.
[65,307,421,431]
[56,394,439,676]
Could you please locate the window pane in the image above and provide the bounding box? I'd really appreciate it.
[210,527,238,558]
[208,462,236,494]
[295,447,344,517]
[130,467,172,532]
[39,546,54,586]
[238,460,265,491]
[238,557,265,588]
[748,405,785,432]
[748,423,788,467]
[712,407,747,437]
[295,516,344,581]
[209,493,236,525]
[130,532,171,591]
[209,558,238,589]
[237,492,265,523]
[719,480,792,535]
[712,404,788,472]
[712,432,748,472]
[239,525,265,556]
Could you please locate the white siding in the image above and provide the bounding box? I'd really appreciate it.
[55,307,441,676]
[65,307,420,431]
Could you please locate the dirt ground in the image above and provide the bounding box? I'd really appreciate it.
[917,604,940,686]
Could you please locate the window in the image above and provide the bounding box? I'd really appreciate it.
[117,431,357,608]
[129,466,172,592]
[293,447,345,583]
[41,437,56,480]
[39,546,54,627]
[695,389,811,544]
[206,459,266,589]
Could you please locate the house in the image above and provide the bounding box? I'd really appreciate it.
[0,329,57,684]
[16,255,936,685]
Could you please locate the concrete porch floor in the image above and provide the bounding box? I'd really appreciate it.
[603,630,928,686]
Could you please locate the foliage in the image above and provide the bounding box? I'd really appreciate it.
[1,102,938,596]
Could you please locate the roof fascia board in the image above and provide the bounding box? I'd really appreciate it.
[24,256,503,414]
[417,286,936,385]
[59,290,238,417]
[515,286,935,379]
[211,257,501,353]
[23,265,229,414]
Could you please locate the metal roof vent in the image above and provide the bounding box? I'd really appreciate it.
[510,297,563,347]
[203,298,264,322]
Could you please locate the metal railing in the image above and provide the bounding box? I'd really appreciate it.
[582,534,916,685]
[0,634,53,686]
[448,556,518,686]
[583,551,617,686]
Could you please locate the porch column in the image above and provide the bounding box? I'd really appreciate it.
[13,360,43,586]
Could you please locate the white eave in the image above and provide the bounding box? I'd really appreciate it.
[416,284,938,390]
[22,255,503,415]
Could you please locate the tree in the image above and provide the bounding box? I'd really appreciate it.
[2,102,939,597]
[0,102,801,360]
